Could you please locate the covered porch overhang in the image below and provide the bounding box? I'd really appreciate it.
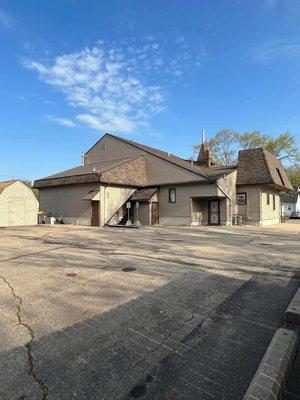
[191,195,230,226]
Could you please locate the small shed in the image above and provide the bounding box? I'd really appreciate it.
[0,180,39,227]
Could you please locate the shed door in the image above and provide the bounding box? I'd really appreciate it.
[91,201,99,226]
[151,202,159,225]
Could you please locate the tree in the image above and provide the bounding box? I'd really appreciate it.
[22,179,39,198]
[286,164,300,188]
[238,131,268,149]
[193,129,239,165]
[193,130,300,166]
[265,132,300,163]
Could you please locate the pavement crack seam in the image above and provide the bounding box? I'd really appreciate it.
[0,275,48,400]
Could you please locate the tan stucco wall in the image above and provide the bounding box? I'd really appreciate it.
[135,203,150,225]
[39,183,100,225]
[236,185,261,224]
[132,192,159,226]
[158,183,221,226]
[85,135,208,186]
[0,181,39,227]
[237,185,281,226]
[260,189,281,224]
[217,171,237,225]
[100,186,135,226]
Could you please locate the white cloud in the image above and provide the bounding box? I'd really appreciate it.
[250,39,300,63]
[0,9,14,29]
[264,0,278,8]
[24,46,166,134]
[23,39,203,134]
[47,115,76,128]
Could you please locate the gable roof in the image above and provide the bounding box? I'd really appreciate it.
[281,190,299,204]
[236,148,293,190]
[97,134,235,181]
[34,156,147,188]
[0,180,16,195]
[37,156,141,180]
[130,188,158,202]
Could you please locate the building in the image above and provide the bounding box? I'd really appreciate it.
[34,133,293,227]
[281,188,300,217]
[0,180,39,227]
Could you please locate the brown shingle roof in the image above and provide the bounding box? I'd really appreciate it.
[0,180,15,195]
[107,134,235,180]
[130,188,158,202]
[38,156,141,180]
[34,156,147,188]
[236,148,293,190]
[281,190,299,204]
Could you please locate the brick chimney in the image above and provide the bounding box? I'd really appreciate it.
[196,129,212,167]
[204,148,212,167]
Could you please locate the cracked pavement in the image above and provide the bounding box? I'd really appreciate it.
[0,222,299,400]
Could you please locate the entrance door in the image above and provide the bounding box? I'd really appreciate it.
[91,201,99,226]
[151,202,159,225]
[208,199,220,225]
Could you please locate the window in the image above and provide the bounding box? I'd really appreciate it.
[266,193,270,205]
[273,194,276,210]
[288,206,292,211]
[169,188,176,203]
[236,192,247,205]
[276,168,285,186]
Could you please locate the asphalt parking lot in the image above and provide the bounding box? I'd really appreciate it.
[1,222,300,400]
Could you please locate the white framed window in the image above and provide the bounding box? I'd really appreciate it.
[169,188,176,203]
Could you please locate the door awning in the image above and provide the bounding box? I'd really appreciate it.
[83,190,100,201]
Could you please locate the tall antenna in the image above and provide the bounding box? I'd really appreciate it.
[202,129,205,144]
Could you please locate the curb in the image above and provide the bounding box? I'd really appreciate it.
[243,328,298,400]
[285,287,300,325]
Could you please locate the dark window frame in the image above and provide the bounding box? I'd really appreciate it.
[169,188,176,203]
[267,193,270,205]
[273,194,276,210]
[236,192,247,205]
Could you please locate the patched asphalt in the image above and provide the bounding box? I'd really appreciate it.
[0,222,299,400]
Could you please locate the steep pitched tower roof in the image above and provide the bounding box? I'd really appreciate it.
[236,148,293,190]
[197,142,210,165]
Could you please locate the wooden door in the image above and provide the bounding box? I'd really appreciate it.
[208,199,220,225]
[151,202,159,225]
[91,201,99,226]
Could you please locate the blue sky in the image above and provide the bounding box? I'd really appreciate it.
[1,0,300,181]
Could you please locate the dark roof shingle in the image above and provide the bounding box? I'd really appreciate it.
[130,188,158,202]
[281,190,299,204]
[236,148,293,190]
[0,180,15,195]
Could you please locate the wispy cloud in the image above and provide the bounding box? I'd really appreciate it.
[264,0,278,8]
[23,39,203,134]
[0,9,14,29]
[250,39,300,64]
[47,115,76,128]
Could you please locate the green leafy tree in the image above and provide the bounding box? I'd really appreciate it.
[238,131,269,149]
[265,132,300,162]
[286,164,300,188]
[194,130,299,166]
[193,129,239,165]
